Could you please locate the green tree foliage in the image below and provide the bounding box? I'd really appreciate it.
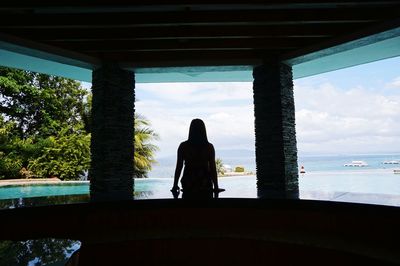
[81,93,92,133]
[0,67,87,138]
[29,127,91,180]
[0,67,90,180]
[134,114,159,178]
[0,66,158,180]
[0,116,40,179]
[215,158,225,176]
[235,166,245,172]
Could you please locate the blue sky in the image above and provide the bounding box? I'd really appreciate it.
[134,56,400,158]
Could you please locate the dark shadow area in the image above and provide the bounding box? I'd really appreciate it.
[76,238,395,266]
[1,199,399,265]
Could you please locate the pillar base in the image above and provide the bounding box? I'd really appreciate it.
[90,191,133,202]
[257,188,300,199]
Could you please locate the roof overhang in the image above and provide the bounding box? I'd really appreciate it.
[1,24,400,83]
[284,20,400,79]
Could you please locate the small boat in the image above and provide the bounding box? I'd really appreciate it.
[344,160,368,167]
[382,160,400,164]
[394,170,400,174]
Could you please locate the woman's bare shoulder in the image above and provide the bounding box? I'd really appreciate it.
[178,141,189,149]
[207,142,215,150]
[180,141,189,146]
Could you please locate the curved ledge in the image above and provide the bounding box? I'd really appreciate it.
[1,199,399,264]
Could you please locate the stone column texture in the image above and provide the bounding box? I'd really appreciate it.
[253,61,299,199]
[90,63,135,201]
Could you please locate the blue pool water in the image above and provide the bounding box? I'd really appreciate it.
[0,183,90,200]
[0,177,257,200]
[1,153,400,207]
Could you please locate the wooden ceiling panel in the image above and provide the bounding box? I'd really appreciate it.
[0,24,368,41]
[0,9,396,29]
[0,1,399,67]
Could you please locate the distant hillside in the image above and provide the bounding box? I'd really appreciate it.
[157,148,255,161]
[216,149,255,159]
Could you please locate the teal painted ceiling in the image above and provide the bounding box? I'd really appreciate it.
[1,27,400,83]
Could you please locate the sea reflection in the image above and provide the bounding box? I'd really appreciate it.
[0,191,155,209]
[0,238,80,266]
[134,190,154,199]
[0,194,90,209]
[0,196,86,265]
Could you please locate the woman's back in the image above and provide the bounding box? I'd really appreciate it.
[180,141,213,195]
[172,119,222,199]
[182,141,210,169]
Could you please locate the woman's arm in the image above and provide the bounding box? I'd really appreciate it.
[209,144,219,190]
[172,143,184,190]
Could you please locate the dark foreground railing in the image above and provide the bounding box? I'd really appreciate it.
[1,199,399,265]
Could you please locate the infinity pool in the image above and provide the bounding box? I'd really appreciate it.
[1,174,400,208]
[0,176,257,201]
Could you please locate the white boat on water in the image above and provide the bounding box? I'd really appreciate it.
[344,160,368,167]
[383,160,400,164]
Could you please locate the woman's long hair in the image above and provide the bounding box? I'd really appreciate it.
[188,119,209,145]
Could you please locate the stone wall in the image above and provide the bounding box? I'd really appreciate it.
[253,61,299,199]
[90,63,135,201]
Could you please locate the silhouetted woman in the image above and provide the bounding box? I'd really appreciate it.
[171,119,224,199]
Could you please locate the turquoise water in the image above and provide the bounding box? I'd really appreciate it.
[0,183,89,200]
[1,153,400,206]
[0,177,257,200]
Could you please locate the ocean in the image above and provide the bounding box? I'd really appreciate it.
[148,153,400,198]
[150,153,400,178]
[149,154,257,179]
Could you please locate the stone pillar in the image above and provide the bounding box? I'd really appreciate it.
[253,59,299,199]
[90,63,135,201]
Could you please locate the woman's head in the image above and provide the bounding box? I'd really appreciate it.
[188,119,208,145]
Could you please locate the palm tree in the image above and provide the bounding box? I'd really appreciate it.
[82,96,158,178]
[215,158,225,176]
[134,114,159,178]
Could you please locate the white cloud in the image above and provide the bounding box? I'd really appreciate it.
[78,75,400,157]
[386,76,400,88]
[294,81,400,154]
[137,82,252,104]
[136,83,255,157]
